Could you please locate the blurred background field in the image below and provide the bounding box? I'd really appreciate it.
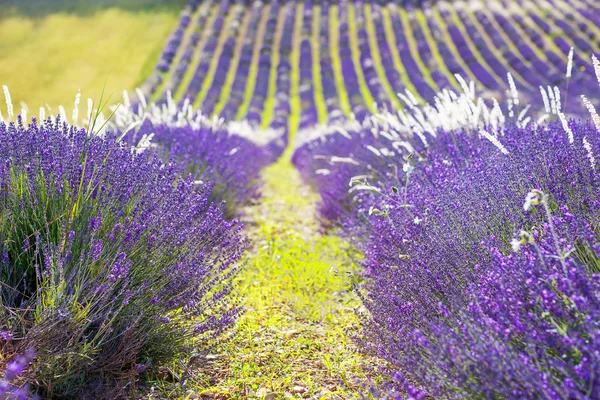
[0,0,186,108]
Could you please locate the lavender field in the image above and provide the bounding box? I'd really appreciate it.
[1,0,600,398]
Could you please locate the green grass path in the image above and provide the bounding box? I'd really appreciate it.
[149,151,381,399]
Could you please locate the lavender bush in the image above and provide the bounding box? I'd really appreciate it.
[0,117,246,397]
[296,117,600,397]
[125,121,270,217]
[111,91,276,217]
[292,45,600,395]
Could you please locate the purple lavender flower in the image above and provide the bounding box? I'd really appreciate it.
[0,117,246,396]
[295,116,600,397]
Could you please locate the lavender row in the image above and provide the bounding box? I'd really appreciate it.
[0,107,273,395]
[293,88,600,397]
[337,2,370,121]
[353,1,392,111]
[198,5,247,115]
[371,4,427,100]
[298,2,318,129]
[269,0,296,138]
[179,0,232,105]
[142,0,202,96]
[140,0,600,146]
[318,1,344,122]
[218,2,266,121]
[157,0,216,104]
[244,1,281,124]
[388,4,441,100]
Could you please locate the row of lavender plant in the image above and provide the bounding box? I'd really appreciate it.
[178,0,232,106]
[218,1,266,121]
[354,1,392,112]
[0,85,272,397]
[318,1,344,123]
[298,2,319,129]
[293,57,600,397]
[369,4,417,104]
[489,0,600,99]
[141,0,202,97]
[199,4,247,116]
[337,1,370,121]
[244,1,280,125]
[157,0,216,104]
[269,0,296,139]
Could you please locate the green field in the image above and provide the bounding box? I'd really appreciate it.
[0,0,186,109]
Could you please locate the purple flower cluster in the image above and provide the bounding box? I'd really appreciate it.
[0,117,247,396]
[294,116,600,397]
[0,349,35,400]
[125,119,271,216]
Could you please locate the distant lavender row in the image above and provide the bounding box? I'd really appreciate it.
[218,1,265,121]
[142,0,600,146]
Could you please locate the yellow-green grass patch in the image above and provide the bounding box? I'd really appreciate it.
[145,156,383,399]
[0,4,184,110]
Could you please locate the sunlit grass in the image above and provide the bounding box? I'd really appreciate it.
[0,4,184,108]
